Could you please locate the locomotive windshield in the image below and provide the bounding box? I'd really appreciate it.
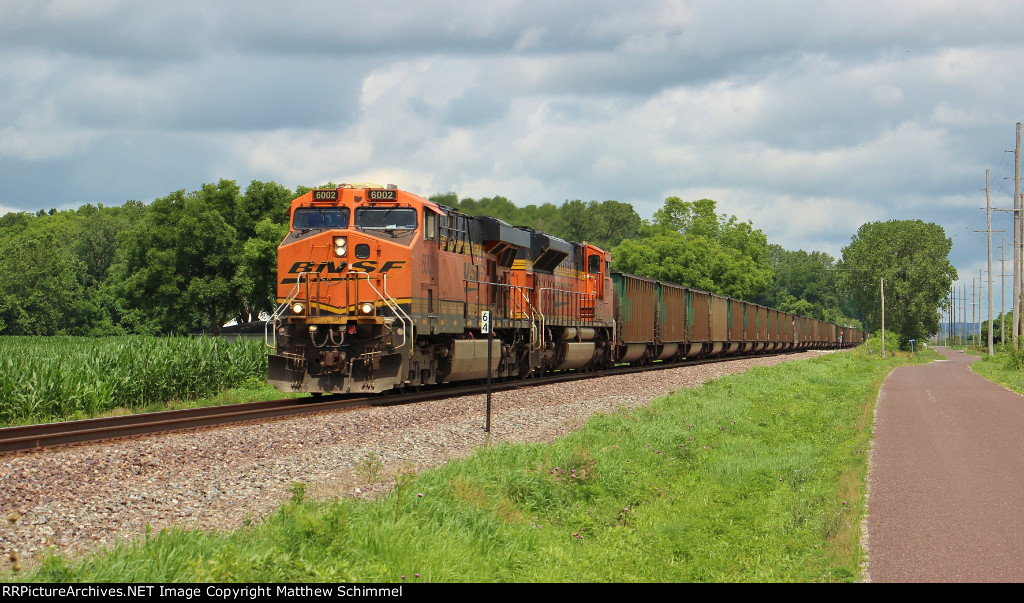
[355,208,417,231]
[292,207,350,230]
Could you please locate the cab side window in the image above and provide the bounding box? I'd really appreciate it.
[425,213,437,241]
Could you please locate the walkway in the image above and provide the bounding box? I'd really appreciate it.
[868,347,1024,582]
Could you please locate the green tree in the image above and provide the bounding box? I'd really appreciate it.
[295,181,339,198]
[431,193,641,251]
[236,180,292,242]
[112,180,295,333]
[518,202,563,233]
[652,197,722,238]
[0,203,152,335]
[234,181,293,322]
[981,311,1011,347]
[0,179,294,336]
[0,214,97,335]
[613,197,772,300]
[557,200,642,250]
[235,217,289,321]
[757,245,861,326]
[73,201,148,334]
[115,188,241,335]
[839,220,956,345]
[428,192,460,208]
[559,199,591,242]
[198,180,240,223]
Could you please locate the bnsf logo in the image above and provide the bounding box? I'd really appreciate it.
[286,260,406,274]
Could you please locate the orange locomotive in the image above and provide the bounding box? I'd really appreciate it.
[267,184,615,394]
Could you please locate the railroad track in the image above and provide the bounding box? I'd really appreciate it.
[0,351,810,455]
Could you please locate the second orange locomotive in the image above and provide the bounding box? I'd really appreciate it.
[267,184,614,394]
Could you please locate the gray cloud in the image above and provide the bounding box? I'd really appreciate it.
[441,87,510,127]
[3,0,1024,302]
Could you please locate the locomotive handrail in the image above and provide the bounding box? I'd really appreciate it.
[462,279,538,322]
[344,271,412,350]
[381,272,414,350]
[512,286,536,322]
[461,278,542,350]
[265,271,316,349]
[515,288,544,350]
[535,286,598,351]
[538,286,597,324]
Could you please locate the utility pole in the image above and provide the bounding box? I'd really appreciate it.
[958,282,966,346]
[951,286,956,344]
[948,286,954,344]
[988,172,995,354]
[957,284,963,345]
[975,170,1002,353]
[979,269,984,350]
[944,287,948,345]
[950,286,955,344]
[1002,234,1007,347]
[1015,122,1021,347]
[881,277,885,357]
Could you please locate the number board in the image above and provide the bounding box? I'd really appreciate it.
[367,189,397,201]
[311,190,339,201]
[480,310,491,333]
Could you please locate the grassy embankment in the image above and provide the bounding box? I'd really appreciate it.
[12,347,935,583]
[0,336,298,428]
[965,345,1024,393]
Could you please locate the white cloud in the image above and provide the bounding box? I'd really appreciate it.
[869,84,904,106]
[513,26,547,52]
[0,101,98,161]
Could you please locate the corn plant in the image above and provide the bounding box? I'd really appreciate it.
[0,336,267,426]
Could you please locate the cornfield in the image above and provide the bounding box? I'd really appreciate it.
[0,336,267,426]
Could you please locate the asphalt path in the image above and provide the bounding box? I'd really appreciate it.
[867,347,1024,582]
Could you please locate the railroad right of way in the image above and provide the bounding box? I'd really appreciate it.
[0,350,832,573]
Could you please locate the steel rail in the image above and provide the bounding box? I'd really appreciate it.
[0,348,825,455]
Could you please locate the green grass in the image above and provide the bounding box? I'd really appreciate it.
[12,348,925,583]
[968,347,1024,393]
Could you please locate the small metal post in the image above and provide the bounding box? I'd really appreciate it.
[482,310,493,433]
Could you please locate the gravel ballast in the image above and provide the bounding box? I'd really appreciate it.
[1,351,833,571]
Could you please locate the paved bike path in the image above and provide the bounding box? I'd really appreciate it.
[867,347,1024,582]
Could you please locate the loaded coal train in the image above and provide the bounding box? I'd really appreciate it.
[266,184,863,394]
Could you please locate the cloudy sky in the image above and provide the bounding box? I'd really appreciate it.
[3,0,1023,316]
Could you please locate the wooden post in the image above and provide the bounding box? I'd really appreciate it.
[1015,123,1021,347]
[988,171,995,354]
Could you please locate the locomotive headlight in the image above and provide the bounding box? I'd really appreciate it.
[333,236,347,257]
[360,302,374,315]
[291,302,305,315]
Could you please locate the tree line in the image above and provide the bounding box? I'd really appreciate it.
[0,179,295,336]
[0,180,955,345]
[437,192,865,327]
